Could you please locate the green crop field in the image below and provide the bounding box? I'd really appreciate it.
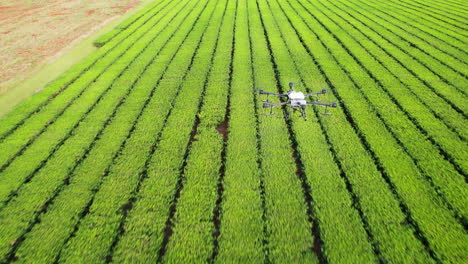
[0,0,466,263]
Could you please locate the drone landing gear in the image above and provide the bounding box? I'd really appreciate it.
[292,108,307,121]
[300,108,307,121]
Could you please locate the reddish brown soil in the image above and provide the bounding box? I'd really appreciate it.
[0,0,140,93]
[216,119,229,140]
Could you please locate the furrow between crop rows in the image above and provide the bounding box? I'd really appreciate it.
[210,4,236,262]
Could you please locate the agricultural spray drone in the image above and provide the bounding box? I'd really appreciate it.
[259,82,337,120]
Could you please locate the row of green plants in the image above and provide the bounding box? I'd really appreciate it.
[362,0,468,53]
[358,0,468,67]
[416,0,468,14]
[0,0,187,174]
[93,0,170,47]
[254,0,378,262]
[0,0,207,262]
[357,0,468,85]
[215,0,266,261]
[377,0,468,44]
[279,0,468,262]
[111,0,229,262]
[259,0,423,262]
[273,0,455,262]
[250,0,320,262]
[0,0,197,214]
[0,0,180,140]
[299,0,468,220]
[313,0,466,140]
[56,0,220,262]
[396,0,468,26]
[332,0,467,94]
[157,0,235,261]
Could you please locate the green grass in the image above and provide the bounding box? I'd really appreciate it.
[0,0,466,263]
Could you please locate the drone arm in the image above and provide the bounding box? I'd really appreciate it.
[258,89,287,97]
[304,89,327,97]
[307,101,337,108]
[263,101,288,108]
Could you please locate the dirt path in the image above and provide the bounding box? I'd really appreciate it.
[0,0,140,94]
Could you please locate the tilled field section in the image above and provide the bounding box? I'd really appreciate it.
[0,0,139,92]
[0,0,466,263]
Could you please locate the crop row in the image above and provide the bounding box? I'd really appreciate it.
[431,0,468,12]
[0,0,187,175]
[274,1,434,261]
[54,0,221,262]
[110,0,229,262]
[0,0,177,141]
[277,0,467,262]
[0,0,196,220]
[93,0,169,47]
[362,0,468,51]
[152,0,236,261]
[392,0,468,33]
[331,0,468,93]
[251,0,325,261]
[360,0,468,63]
[393,0,468,29]
[214,0,266,262]
[377,0,468,44]
[296,0,468,220]
[358,0,468,83]
[0,0,210,262]
[398,0,468,23]
[252,0,378,262]
[256,0,430,262]
[311,0,467,140]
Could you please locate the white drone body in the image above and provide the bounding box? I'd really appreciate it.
[287,91,307,108]
[259,82,337,120]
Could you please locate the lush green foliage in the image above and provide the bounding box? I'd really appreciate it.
[0,0,466,263]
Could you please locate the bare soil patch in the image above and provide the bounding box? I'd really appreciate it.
[0,0,139,94]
